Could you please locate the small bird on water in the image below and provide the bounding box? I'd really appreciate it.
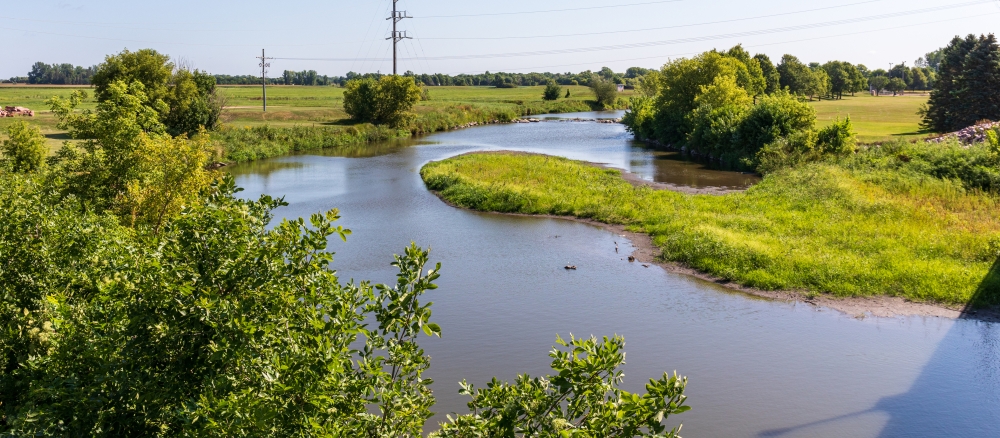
[565,265,577,270]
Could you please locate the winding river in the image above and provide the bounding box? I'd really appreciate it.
[230,112,1000,437]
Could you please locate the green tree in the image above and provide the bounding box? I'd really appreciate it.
[869,75,889,96]
[923,34,980,131]
[1,121,47,173]
[822,61,851,99]
[754,53,781,94]
[162,69,224,136]
[590,76,619,109]
[952,34,1000,127]
[847,64,868,95]
[90,49,173,104]
[542,81,562,101]
[776,54,813,97]
[343,76,422,127]
[887,77,907,96]
[735,91,816,159]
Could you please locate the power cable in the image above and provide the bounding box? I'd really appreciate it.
[273,0,993,62]
[418,0,683,18]
[436,11,998,75]
[350,1,388,74]
[419,0,887,40]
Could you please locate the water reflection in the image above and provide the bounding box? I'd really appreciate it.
[228,121,999,437]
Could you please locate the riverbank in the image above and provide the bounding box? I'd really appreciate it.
[212,100,626,164]
[421,151,1000,318]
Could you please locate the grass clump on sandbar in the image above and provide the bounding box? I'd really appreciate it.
[421,151,1000,307]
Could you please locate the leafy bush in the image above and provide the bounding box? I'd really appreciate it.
[734,91,816,159]
[589,76,619,109]
[343,75,422,127]
[162,69,224,136]
[1,121,47,173]
[816,117,857,156]
[542,81,562,101]
[755,130,819,174]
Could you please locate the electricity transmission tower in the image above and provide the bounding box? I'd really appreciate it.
[257,49,273,112]
[386,0,412,75]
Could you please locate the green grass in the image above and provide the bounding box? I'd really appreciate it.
[809,93,928,143]
[0,85,97,150]
[421,151,1000,307]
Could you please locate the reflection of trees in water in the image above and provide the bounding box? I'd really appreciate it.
[226,139,420,178]
[759,259,1000,438]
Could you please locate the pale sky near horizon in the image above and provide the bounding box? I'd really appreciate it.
[2,0,999,79]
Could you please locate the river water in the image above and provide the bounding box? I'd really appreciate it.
[230,112,1000,437]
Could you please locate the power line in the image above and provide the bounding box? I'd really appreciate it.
[418,0,683,18]
[274,0,993,63]
[434,10,998,75]
[386,0,413,75]
[419,0,887,40]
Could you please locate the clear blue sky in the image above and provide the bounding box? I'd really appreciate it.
[3,0,998,78]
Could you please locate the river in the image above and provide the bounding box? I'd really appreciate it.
[229,112,1000,437]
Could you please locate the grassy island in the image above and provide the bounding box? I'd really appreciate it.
[421,151,1000,308]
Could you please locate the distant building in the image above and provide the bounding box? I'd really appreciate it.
[616,84,625,92]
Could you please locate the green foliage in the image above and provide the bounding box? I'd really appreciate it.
[45,80,215,227]
[343,75,422,127]
[816,116,857,156]
[886,78,907,96]
[621,96,659,142]
[433,335,689,438]
[422,152,1000,306]
[1,121,47,173]
[589,76,619,109]
[756,130,819,174]
[90,49,173,104]
[734,92,816,162]
[542,81,562,101]
[868,76,890,96]
[162,69,224,136]
[215,124,410,163]
[923,34,1000,132]
[754,53,781,94]
[89,49,222,135]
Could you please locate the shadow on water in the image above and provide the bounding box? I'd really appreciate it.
[758,258,1000,438]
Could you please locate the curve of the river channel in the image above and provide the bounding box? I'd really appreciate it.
[230,111,1000,437]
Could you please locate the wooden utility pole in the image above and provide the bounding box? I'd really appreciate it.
[386,0,411,75]
[257,49,273,112]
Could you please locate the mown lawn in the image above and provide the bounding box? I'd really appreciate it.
[809,93,927,143]
[421,152,1000,307]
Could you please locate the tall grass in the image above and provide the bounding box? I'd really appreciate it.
[213,124,409,163]
[421,152,1000,306]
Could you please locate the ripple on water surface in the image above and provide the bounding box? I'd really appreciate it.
[229,120,999,437]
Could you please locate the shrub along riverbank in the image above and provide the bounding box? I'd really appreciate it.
[420,144,1000,308]
[213,99,614,164]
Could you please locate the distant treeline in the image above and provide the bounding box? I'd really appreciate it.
[211,67,644,87]
[21,62,97,85]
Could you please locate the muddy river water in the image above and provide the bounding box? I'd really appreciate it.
[230,112,999,437]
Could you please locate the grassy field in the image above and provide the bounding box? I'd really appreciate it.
[810,93,927,143]
[421,152,1000,307]
[0,84,927,153]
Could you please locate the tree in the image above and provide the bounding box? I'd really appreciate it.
[590,76,619,109]
[776,55,813,97]
[822,61,852,99]
[909,67,929,90]
[91,49,174,105]
[869,75,889,96]
[922,34,997,132]
[1,121,47,173]
[887,78,907,96]
[950,34,1000,128]
[754,53,781,94]
[162,69,224,136]
[542,81,562,101]
[625,67,651,79]
[343,76,422,127]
